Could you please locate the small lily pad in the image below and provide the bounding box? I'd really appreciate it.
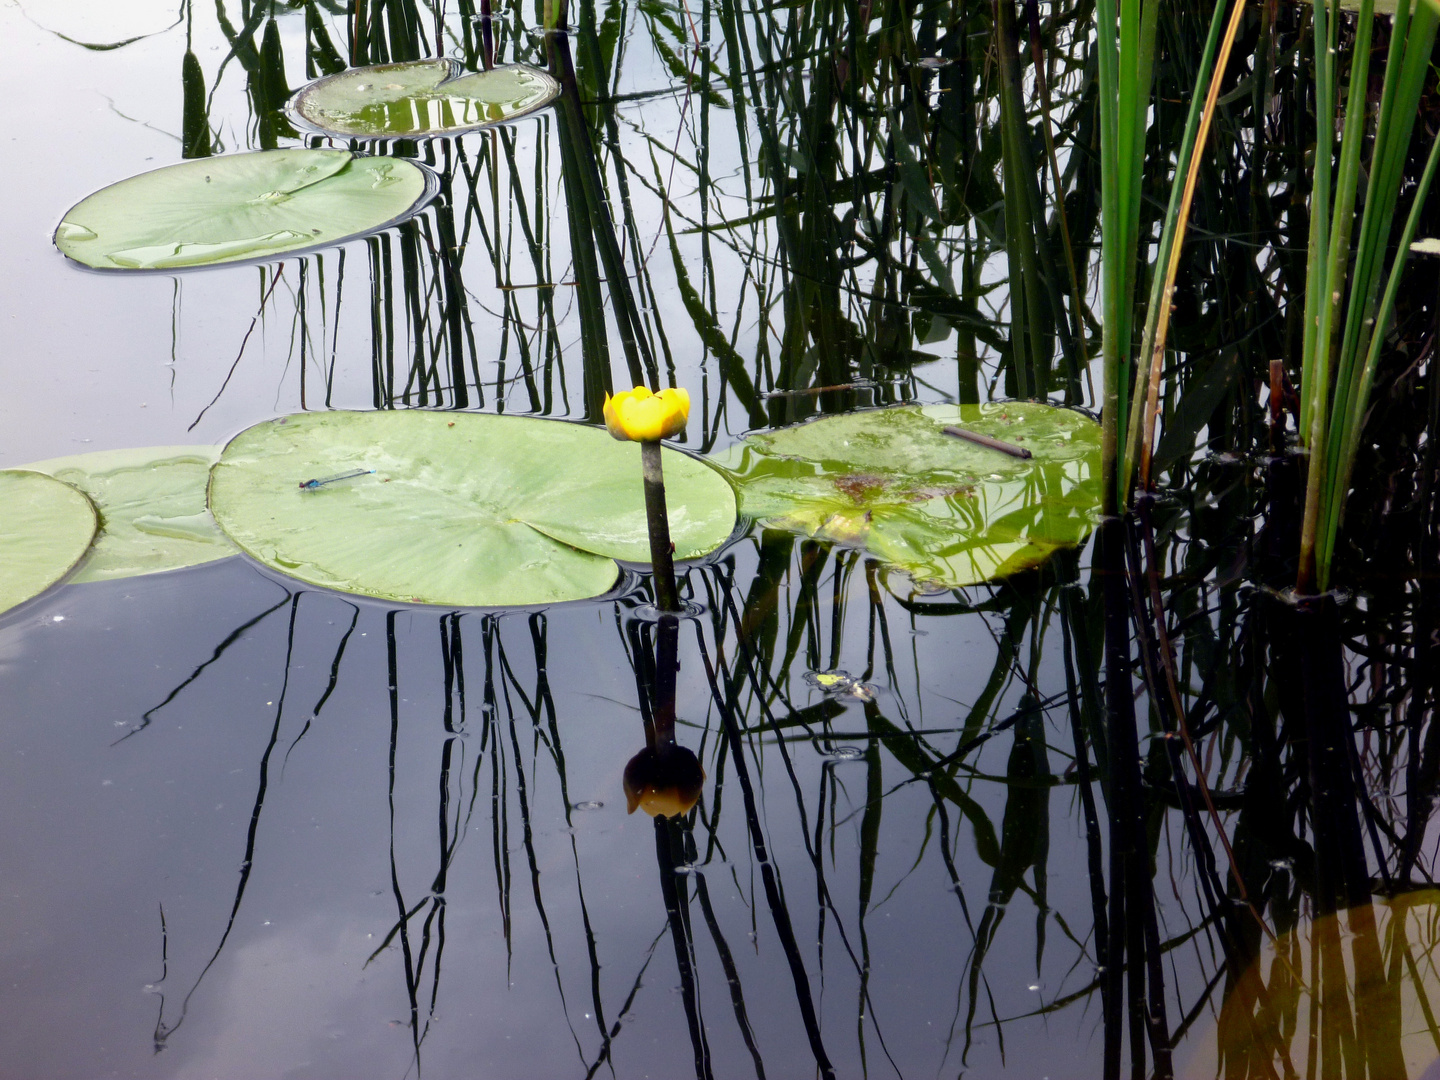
[20,446,233,583]
[714,403,1102,591]
[54,149,436,271]
[0,470,98,615]
[288,60,560,138]
[208,411,738,607]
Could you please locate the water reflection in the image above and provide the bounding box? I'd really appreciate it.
[1183,892,1440,1080]
[622,614,704,820]
[12,485,1440,1077]
[7,0,1440,1077]
[0,522,1114,1076]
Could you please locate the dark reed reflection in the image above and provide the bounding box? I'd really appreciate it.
[127,540,1104,1075]
[147,588,355,1050]
[620,609,714,1079]
[172,0,989,433]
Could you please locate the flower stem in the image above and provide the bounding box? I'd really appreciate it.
[640,440,680,612]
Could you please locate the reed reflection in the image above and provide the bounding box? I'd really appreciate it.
[621,606,713,1078]
[147,588,356,1051]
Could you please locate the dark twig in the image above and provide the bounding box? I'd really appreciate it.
[942,425,1033,459]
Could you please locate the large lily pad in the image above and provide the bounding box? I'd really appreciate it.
[208,411,737,607]
[0,470,98,615]
[21,446,233,582]
[54,149,435,271]
[714,403,1102,591]
[288,60,560,138]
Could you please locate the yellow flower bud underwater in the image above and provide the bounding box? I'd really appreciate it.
[603,385,690,442]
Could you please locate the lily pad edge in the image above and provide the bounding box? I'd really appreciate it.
[0,469,100,618]
[21,445,238,584]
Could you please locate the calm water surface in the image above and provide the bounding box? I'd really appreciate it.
[0,1,1331,1078]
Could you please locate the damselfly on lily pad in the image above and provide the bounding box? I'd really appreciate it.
[207,411,737,607]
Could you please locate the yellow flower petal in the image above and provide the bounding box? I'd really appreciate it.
[602,385,690,442]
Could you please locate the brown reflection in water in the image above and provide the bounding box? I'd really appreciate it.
[1182,891,1440,1080]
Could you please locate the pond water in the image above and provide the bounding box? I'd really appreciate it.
[2,2,1437,1079]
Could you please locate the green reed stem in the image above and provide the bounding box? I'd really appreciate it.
[1314,0,1439,587]
[1097,0,1159,513]
[1295,0,1339,592]
[1297,0,1438,591]
[1122,0,1232,495]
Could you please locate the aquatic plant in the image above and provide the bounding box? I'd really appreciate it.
[18,446,233,582]
[207,409,732,607]
[604,385,693,612]
[716,402,1102,592]
[1295,0,1440,594]
[0,470,97,614]
[54,149,437,271]
[603,385,690,444]
[287,59,559,138]
[13,0,1440,1077]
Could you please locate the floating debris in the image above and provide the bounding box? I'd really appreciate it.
[804,670,876,702]
[941,425,1033,459]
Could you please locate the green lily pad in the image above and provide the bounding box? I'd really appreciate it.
[714,403,1102,591]
[54,149,435,271]
[21,446,233,583]
[208,411,737,607]
[0,470,98,615]
[288,60,560,138]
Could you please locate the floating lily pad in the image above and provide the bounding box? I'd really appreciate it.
[0,470,98,615]
[288,60,560,138]
[21,446,233,582]
[714,403,1102,591]
[208,411,737,607]
[54,149,436,271]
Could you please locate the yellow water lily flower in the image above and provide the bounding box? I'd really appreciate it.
[603,385,690,442]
